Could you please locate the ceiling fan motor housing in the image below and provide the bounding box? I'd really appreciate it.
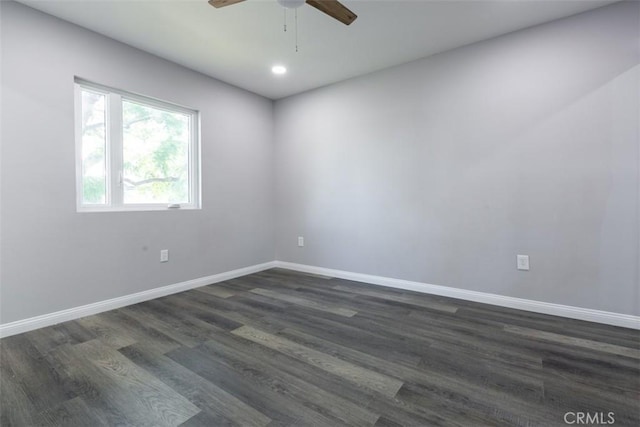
[277,0,306,9]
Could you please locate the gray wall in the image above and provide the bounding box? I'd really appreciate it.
[0,2,275,324]
[274,2,640,315]
[2,1,638,325]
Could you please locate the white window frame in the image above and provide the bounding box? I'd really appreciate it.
[74,78,201,212]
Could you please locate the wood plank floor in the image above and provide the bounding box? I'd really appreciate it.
[1,268,639,426]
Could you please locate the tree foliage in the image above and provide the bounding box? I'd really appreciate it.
[81,90,106,204]
[122,100,189,204]
[81,91,190,205]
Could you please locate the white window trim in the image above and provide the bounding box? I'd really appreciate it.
[74,78,201,212]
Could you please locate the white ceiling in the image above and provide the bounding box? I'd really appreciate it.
[18,0,618,99]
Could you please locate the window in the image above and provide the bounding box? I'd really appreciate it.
[75,79,200,211]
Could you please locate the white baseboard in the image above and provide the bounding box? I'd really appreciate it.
[0,261,277,338]
[274,261,640,330]
[3,259,637,338]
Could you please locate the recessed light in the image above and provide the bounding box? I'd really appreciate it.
[272,65,287,75]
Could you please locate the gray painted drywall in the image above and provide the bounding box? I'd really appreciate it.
[274,2,640,315]
[0,2,275,324]
[1,1,638,325]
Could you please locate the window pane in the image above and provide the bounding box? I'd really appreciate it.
[81,90,107,204]
[122,100,190,204]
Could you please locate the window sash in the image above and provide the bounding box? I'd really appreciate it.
[74,79,200,212]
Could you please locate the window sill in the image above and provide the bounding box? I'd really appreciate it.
[77,204,200,213]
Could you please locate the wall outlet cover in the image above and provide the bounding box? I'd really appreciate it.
[517,254,529,271]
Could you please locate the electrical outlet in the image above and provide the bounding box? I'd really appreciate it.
[160,249,169,263]
[517,254,529,271]
[298,236,304,247]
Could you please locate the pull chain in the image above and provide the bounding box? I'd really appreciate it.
[282,7,299,52]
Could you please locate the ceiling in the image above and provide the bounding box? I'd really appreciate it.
[17,0,618,99]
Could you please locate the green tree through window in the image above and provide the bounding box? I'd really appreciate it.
[76,80,199,211]
[122,100,190,204]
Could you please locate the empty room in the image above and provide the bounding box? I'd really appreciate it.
[1,0,638,425]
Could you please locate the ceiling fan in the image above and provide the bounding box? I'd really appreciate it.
[208,0,358,26]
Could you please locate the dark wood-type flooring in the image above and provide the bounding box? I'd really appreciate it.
[1,269,639,426]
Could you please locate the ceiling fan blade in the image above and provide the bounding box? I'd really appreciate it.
[306,0,357,25]
[208,0,246,9]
